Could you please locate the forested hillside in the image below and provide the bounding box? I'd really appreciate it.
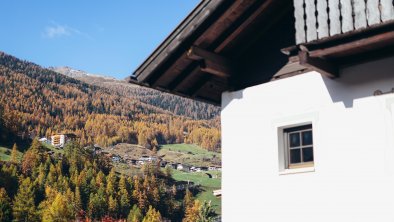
[50,66,219,120]
[0,52,221,152]
[0,139,217,221]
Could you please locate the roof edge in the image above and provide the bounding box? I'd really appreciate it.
[132,0,226,81]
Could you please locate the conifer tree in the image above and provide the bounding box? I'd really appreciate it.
[132,176,140,201]
[108,195,118,218]
[74,186,82,211]
[10,143,18,163]
[183,188,193,209]
[88,192,106,220]
[36,163,46,187]
[127,205,142,222]
[182,200,201,222]
[46,164,57,187]
[0,188,12,222]
[40,189,75,222]
[12,177,39,221]
[138,191,147,213]
[151,187,160,208]
[198,201,216,222]
[142,206,162,222]
[138,133,147,147]
[106,168,117,197]
[118,175,131,217]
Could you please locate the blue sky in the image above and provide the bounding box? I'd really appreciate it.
[0,1,200,79]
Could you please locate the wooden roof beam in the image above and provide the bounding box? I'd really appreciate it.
[217,0,276,51]
[189,74,212,97]
[308,30,394,58]
[169,65,201,91]
[187,46,234,78]
[299,51,338,78]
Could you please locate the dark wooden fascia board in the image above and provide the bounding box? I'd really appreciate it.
[308,29,394,58]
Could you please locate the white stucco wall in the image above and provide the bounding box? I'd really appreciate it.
[221,56,394,221]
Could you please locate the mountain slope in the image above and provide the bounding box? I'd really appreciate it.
[0,51,221,151]
[50,66,220,120]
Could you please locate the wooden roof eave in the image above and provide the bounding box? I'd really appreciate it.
[130,0,292,105]
[132,0,226,83]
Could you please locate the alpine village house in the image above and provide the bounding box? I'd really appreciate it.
[130,0,394,221]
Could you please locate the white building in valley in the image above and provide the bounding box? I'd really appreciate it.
[51,133,76,148]
[131,1,394,221]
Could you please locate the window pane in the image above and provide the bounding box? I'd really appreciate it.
[302,147,314,162]
[289,133,300,147]
[302,130,313,145]
[290,149,301,164]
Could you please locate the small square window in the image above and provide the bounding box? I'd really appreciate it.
[283,124,314,169]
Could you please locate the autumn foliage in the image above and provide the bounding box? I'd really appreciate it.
[0,51,221,152]
[0,140,217,221]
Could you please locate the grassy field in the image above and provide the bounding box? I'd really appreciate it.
[110,143,222,214]
[158,144,221,167]
[172,169,222,214]
[0,146,23,162]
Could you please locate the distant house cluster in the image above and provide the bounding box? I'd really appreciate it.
[161,161,221,173]
[98,151,222,173]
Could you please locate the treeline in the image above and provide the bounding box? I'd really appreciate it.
[0,139,216,221]
[0,52,221,152]
[56,69,220,120]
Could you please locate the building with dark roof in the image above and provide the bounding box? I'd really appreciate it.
[131,1,394,221]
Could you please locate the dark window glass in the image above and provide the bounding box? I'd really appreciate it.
[302,131,313,145]
[290,149,301,164]
[302,147,314,162]
[289,133,300,147]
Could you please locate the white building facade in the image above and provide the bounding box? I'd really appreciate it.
[51,134,66,148]
[222,57,394,221]
[131,1,394,221]
[51,134,76,148]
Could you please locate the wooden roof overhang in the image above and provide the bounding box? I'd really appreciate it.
[131,0,295,106]
[283,19,394,79]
